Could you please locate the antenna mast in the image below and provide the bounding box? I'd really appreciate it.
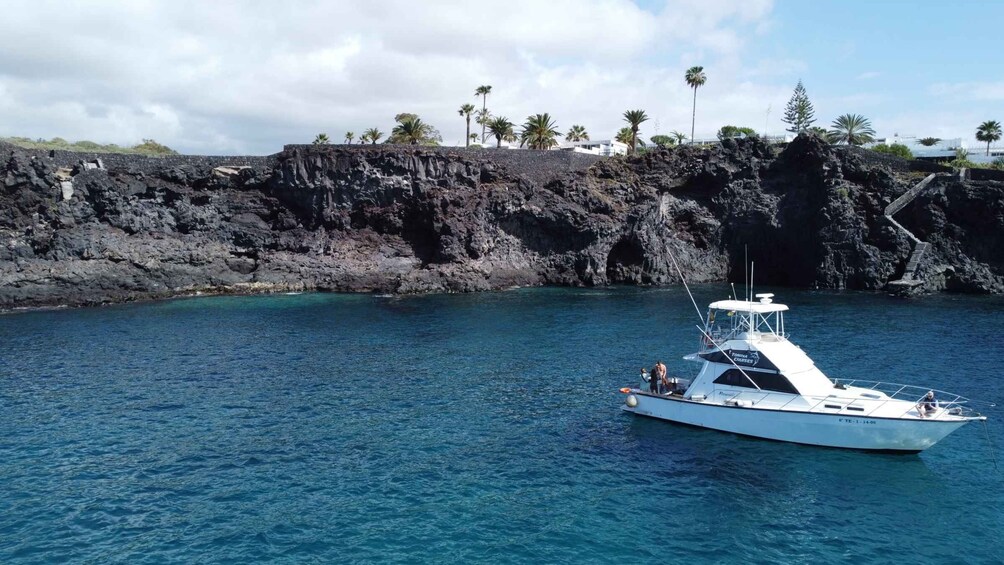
[744,245,748,304]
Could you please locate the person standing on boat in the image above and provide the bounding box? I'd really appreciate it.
[657,361,670,394]
[648,365,659,394]
[651,361,667,395]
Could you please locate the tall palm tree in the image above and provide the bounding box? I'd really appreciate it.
[363,128,383,144]
[392,117,430,145]
[475,85,492,143]
[685,66,707,143]
[976,120,1002,156]
[312,133,330,145]
[520,113,560,150]
[458,104,476,147]
[670,130,687,145]
[622,110,649,155]
[475,108,492,141]
[487,116,515,148]
[826,114,876,145]
[344,132,355,144]
[565,124,589,142]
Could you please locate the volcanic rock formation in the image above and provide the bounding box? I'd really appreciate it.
[1,135,1002,309]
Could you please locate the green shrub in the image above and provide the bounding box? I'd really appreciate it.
[871,143,913,159]
[2,136,178,155]
[649,135,676,148]
[717,125,758,141]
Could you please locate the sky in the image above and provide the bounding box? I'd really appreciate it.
[0,0,1001,155]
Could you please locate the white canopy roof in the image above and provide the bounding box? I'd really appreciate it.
[708,299,789,314]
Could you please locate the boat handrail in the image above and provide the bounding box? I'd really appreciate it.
[713,383,982,420]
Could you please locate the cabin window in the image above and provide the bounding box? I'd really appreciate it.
[713,369,798,395]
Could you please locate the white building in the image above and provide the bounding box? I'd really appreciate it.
[557,139,628,156]
[864,134,1002,163]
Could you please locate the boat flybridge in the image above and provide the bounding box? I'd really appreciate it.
[621,293,986,452]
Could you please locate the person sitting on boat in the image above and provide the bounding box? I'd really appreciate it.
[918,391,938,417]
[641,367,651,387]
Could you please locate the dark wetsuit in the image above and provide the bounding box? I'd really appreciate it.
[649,367,660,394]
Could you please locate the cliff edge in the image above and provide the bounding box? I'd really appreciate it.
[2,136,1002,309]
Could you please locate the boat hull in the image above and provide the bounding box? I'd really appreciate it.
[624,392,971,452]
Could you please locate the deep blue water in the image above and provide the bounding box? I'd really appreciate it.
[2,287,1003,564]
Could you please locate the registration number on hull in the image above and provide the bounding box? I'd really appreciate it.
[838,418,877,425]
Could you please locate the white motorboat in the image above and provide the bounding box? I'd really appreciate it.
[621,293,986,452]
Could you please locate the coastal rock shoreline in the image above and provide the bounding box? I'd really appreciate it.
[2,136,1002,311]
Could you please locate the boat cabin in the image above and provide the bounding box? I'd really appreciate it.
[684,294,839,400]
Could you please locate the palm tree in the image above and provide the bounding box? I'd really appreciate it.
[615,127,646,151]
[344,132,355,144]
[392,117,430,145]
[565,125,589,142]
[976,120,1002,155]
[475,108,492,140]
[475,85,492,143]
[312,133,330,145]
[520,113,560,150]
[458,104,476,147]
[670,130,687,145]
[363,128,383,144]
[826,114,876,145]
[487,116,515,148]
[615,127,633,146]
[685,66,707,143]
[622,110,649,155]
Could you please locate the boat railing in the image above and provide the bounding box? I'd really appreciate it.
[698,328,787,352]
[719,381,981,420]
[832,379,981,418]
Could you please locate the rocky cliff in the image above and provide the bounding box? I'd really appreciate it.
[2,136,1002,309]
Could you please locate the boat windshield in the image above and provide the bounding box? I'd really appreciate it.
[702,301,786,348]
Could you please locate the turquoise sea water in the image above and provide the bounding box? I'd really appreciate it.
[1,287,1003,564]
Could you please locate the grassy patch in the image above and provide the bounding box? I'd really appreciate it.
[1,136,178,156]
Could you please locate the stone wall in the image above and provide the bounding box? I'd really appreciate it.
[0,141,277,174]
[968,167,1004,182]
[281,144,604,185]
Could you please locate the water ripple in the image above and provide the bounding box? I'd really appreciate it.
[1,288,1003,563]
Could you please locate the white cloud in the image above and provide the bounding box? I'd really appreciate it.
[929,81,1004,101]
[0,0,786,154]
[855,71,882,80]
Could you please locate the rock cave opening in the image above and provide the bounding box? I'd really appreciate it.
[606,237,647,283]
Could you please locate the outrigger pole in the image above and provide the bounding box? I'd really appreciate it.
[665,243,704,326]
[664,242,763,392]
